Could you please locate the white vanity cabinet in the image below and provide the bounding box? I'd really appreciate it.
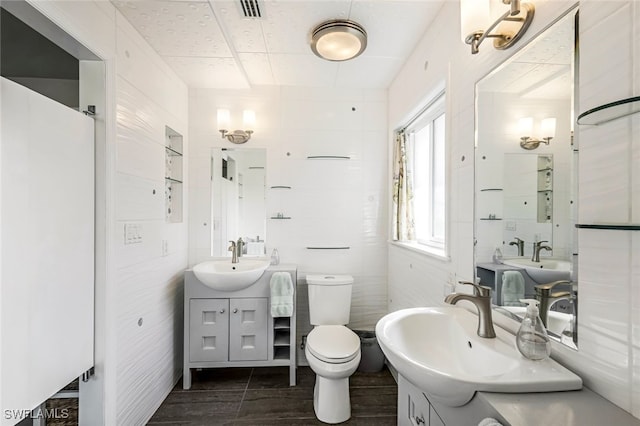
[189,297,268,362]
[183,265,297,389]
[398,374,509,426]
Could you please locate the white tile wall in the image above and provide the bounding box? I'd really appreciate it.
[388,0,640,420]
[25,2,189,424]
[188,86,389,340]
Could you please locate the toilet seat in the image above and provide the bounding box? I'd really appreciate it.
[307,325,360,364]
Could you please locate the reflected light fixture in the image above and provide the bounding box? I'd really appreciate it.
[217,108,255,144]
[518,117,556,150]
[461,0,535,54]
[310,20,367,61]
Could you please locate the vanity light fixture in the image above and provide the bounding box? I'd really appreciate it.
[217,108,255,144]
[310,19,367,61]
[518,117,556,150]
[461,0,535,54]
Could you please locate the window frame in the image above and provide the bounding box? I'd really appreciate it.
[401,92,447,257]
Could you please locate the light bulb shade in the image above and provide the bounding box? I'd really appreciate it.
[460,0,491,43]
[217,108,230,130]
[311,20,367,61]
[518,117,534,137]
[541,117,556,138]
[242,110,256,128]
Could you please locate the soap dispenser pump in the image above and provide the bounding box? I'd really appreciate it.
[516,299,551,361]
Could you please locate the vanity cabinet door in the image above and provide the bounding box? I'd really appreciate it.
[189,298,229,362]
[398,375,430,426]
[229,298,268,361]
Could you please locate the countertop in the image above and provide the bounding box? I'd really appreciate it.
[478,387,640,426]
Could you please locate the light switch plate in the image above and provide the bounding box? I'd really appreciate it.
[124,223,142,244]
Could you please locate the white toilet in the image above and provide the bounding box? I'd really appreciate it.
[305,274,361,424]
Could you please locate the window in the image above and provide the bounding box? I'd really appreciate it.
[405,94,446,252]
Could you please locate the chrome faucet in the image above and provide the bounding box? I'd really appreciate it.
[228,240,238,263]
[532,240,552,262]
[535,280,572,328]
[509,237,525,256]
[445,281,496,338]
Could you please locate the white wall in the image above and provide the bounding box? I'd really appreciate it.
[23,1,189,424]
[388,0,640,419]
[188,86,389,342]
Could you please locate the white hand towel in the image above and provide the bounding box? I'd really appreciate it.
[270,272,294,317]
[501,270,525,306]
[478,418,503,426]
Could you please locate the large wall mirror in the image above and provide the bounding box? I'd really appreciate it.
[474,8,578,349]
[211,148,266,257]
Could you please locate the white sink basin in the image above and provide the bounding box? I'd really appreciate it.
[376,306,581,407]
[502,257,571,283]
[192,259,270,291]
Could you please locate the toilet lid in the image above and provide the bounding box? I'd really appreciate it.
[307,325,360,363]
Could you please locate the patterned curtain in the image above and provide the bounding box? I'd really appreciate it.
[392,130,415,241]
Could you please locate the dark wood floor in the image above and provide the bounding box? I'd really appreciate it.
[148,366,398,425]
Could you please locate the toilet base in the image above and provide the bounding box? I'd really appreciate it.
[313,374,351,424]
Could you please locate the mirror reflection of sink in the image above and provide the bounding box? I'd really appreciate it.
[499,306,572,336]
[502,257,571,283]
[376,306,581,407]
[193,259,270,291]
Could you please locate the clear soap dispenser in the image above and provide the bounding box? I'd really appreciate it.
[516,299,551,361]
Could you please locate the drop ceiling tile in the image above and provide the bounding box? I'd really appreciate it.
[350,0,442,58]
[270,54,338,87]
[213,2,267,53]
[335,56,404,89]
[163,56,249,88]
[262,0,351,54]
[114,1,232,57]
[238,52,275,85]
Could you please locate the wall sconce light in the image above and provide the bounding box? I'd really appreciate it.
[518,117,556,150]
[460,0,535,54]
[217,109,255,144]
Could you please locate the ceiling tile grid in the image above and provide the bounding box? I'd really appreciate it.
[112,0,445,89]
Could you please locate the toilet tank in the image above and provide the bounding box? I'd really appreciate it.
[307,274,354,325]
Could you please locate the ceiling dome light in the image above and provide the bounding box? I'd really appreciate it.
[310,20,367,61]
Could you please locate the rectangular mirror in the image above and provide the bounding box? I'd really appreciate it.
[474,8,578,349]
[210,148,266,257]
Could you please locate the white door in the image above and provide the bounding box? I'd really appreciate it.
[1,77,95,425]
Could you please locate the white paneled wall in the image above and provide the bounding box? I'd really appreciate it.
[388,0,639,420]
[22,1,189,424]
[188,86,388,340]
[113,13,188,426]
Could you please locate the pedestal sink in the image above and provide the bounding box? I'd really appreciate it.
[376,306,582,407]
[502,257,571,283]
[192,259,270,291]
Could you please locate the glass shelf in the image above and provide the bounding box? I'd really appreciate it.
[576,223,640,231]
[577,96,640,125]
[165,146,183,156]
[165,177,183,184]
